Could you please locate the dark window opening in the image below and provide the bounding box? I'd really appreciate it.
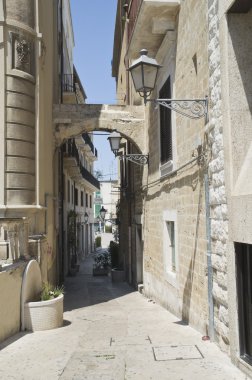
[160,76,172,164]
[75,188,78,206]
[81,191,84,207]
[236,242,252,364]
[67,180,70,203]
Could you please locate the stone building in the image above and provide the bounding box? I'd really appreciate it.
[112,0,252,377]
[0,0,99,342]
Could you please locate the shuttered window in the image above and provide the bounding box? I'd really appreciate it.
[160,77,172,164]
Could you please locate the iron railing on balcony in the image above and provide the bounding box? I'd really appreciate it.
[82,133,98,158]
[66,139,100,189]
[67,139,80,165]
[79,165,100,190]
[128,0,143,45]
[62,74,76,93]
[62,66,87,103]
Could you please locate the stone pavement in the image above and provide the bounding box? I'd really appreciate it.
[0,252,249,380]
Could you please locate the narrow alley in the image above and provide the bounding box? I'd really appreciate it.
[0,237,248,380]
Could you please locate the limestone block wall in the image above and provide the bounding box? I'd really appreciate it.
[207,0,229,351]
[0,262,26,343]
[5,0,36,205]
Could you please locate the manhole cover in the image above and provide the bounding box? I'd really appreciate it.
[153,345,204,361]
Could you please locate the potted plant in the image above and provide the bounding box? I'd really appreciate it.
[24,282,64,331]
[109,241,125,282]
[93,250,111,276]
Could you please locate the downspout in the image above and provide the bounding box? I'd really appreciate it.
[35,0,41,206]
[60,0,63,104]
[60,146,64,282]
[204,173,214,340]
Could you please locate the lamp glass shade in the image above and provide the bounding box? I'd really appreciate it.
[100,206,107,220]
[107,131,121,155]
[129,49,161,95]
[84,212,89,223]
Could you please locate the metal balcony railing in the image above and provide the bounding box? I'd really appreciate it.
[128,0,143,45]
[66,139,100,189]
[62,74,76,93]
[79,165,100,189]
[82,133,98,158]
[62,66,87,103]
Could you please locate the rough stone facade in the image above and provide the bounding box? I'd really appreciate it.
[141,0,209,334]
[207,0,230,352]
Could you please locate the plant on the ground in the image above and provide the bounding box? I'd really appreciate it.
[94,251,111,269]
[109,241,119,268]
[95,235,101,247]
[40,282,64,301]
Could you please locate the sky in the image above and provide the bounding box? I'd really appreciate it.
[70,0,118,180]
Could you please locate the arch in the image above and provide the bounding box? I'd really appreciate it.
[53,104,146,154]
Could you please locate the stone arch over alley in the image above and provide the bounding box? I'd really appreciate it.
[53,104,146,154]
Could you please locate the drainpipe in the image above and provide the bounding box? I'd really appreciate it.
[204,173,214,340]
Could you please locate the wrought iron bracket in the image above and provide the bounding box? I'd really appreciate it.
[118,154,149,166]
[148,96,208,122]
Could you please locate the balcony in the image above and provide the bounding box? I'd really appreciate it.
[127,0,180,60]
[75,133,98,161]
[62,66,87,105]
[79,165,100,190]
[63,139,100,191]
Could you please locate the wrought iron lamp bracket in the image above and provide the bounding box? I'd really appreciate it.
[147,96,208,122]
[118,154,149,166]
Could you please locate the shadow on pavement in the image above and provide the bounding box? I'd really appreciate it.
[63,253,134,313]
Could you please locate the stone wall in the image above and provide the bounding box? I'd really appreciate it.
[142,0,209,334]
[207,0,229,351]
[4,2,36,206]
[0,263,26,343]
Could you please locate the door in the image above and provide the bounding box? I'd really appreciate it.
[236,242,252,363]
[136,225,143,285]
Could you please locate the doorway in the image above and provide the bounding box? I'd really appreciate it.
[236,242,252,363]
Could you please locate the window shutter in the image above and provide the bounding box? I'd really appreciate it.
[160,77,172,164]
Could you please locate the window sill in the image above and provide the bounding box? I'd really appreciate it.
[160,160,174,178]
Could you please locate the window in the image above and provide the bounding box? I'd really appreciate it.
[81,191,84,207]
[159,77,173,176]
[160,76,172,165]
[67,180,70,203]
[71,185,74,204]
[167,221,176,272]
[75,188,78,206]
[86,193,88,207]
[90,195,92,208]
[163,210,178,287]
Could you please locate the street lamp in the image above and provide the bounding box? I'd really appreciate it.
[84,212,89,224]
[108,132,149,166]
[99,206,107,220]
[128,49,208,121]
[107,131,121,157]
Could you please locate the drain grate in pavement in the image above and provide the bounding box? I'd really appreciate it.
[153,345,204,361]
